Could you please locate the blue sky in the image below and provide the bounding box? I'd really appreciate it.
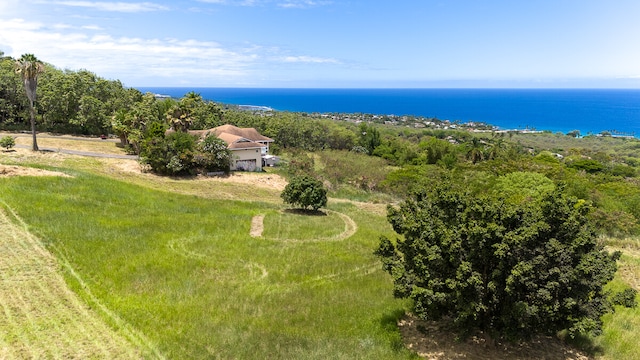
[1,0,640,88]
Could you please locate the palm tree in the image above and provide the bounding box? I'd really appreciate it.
[15,54,45,151]
[465,137,485,164]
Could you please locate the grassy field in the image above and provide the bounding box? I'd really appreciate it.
[0,147,412,359]
[1,136,639,359]
[0,204,144,359]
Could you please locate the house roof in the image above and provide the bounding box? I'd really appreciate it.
[170,124,272,151]
[211,124,274,143]
[216,132,266,150]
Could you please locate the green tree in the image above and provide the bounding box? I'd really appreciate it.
[567,129,581,138]
[194,134,232,173]
[465,137,486,164]
[111,92,160,153]
[15,54,44,151]
[140,131,197,175]
[358,123,381,154]
[0,135,15,150]
[281,175,327,211]
[0,54,26,126]
[375,185,635,340]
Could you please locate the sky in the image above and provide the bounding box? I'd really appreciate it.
[1,0,640,88]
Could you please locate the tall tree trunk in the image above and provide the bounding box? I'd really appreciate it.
[29,100,38,151]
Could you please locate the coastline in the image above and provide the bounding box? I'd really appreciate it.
[138,87,640,137]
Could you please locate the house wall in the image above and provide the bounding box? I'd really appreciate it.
[230,148,263,171]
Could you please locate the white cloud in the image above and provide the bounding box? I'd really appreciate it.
[197,0,331,8]
[49,1,169,12]
[196,0,260,5]
[277,0,332,9]
[0,18,257,84]
[282,55,338,64]
[82,25,103,30]
[0,14,344,86]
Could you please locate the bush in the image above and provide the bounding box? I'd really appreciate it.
[567,158,605,173]
[195,135,231,173]
[140,132,231,175]
[0,136,15,150]
[375,184,635,340]
[281,175,327,211]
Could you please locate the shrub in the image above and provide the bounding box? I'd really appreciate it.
[375,184,635,340]
[195,135,231,173]
[0,136,15,150]
[140,132,231,175]
[567,158,605,173]
[281,175,327,211]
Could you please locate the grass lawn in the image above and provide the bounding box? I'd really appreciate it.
[0,167,412,359]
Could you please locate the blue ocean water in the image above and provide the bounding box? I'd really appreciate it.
[136,88,640,136]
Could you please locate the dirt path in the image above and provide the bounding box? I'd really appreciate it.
[0,205,144,359]
[250,214,265,237]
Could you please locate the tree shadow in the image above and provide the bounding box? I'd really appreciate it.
[283,208,327,216]
[396,314,601,359]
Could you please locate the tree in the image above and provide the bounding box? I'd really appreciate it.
[358,122,381,154]
[0,54,26,126]
[15,54,45,151]
[111,92,160,153]
[281,175,327,211]
[140,131,197,175]
[465,137,485,164]
[0,135,15,150]
[194,134,232,173]
[567,129,581,138]
[375,184,635,340]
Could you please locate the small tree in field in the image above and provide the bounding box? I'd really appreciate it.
[0,136,15,150]
[375,184,636,340]
[281,175,327,211]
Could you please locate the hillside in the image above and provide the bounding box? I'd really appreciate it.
[0,135,639,359]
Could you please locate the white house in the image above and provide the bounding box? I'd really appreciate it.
[186,125,275,171]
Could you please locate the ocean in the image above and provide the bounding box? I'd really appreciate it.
[136,88,640,136]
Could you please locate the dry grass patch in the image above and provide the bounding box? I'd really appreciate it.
[10,134,125,155]
[0,164,70,178]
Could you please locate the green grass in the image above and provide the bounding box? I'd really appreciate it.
[0,169,412,359]
[262,209,346,240]
[595,278,640,359]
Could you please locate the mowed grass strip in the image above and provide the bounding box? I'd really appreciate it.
[0,170,412,359]
[261,209,356,242]
[0,205,143,359]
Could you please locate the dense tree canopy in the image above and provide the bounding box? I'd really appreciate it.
[281,175,328,211]
[376,184,636,340]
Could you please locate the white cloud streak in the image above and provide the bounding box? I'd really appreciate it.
[49,1,169,12]
[282,55,338,64]
[197,0,332,8]
[0,18,255,84]
[277,0,332,9]
[0,17,340,86]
